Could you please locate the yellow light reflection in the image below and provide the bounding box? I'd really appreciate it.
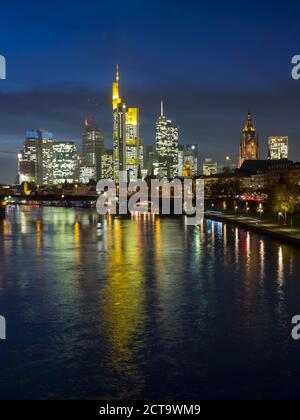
[101,219,146,397]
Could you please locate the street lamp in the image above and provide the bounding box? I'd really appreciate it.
[257,203,264,218]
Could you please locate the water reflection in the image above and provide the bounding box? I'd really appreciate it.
[0,207,300,399]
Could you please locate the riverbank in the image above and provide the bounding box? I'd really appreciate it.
[205,210,300,247]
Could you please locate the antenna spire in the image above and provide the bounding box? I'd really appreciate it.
[116,64,119,82]
[161,100,164,117]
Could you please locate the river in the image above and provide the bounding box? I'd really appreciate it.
[0,206,300,399]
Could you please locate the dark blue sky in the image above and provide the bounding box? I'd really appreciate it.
[0,0,300,182]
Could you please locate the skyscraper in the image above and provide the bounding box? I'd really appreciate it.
[268,136,288,160]
[139,141,144,172]
[126,107,140,180]
[112,66,140,181]
[81,116,104,181]
[156,101,179,178]
[101,149,114,179]
[178,145,184,176]
[18,129,54,185]
[146,145,155,175]
[239,112,259,168]
[18,133,38,183]
[52,142,79,184]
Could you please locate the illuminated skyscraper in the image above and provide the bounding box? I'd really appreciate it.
[156,101,179,178]
[126,107,140,180]
[82,116,104,181]
[101,149,114,179]
[52,142,79,184]
[239,112,259,168]
[112,66,140,181]
[178,145,184,176]
[139,141,144,172]
[268,136,288,160]
[18,132,38,183]
[18,129,54,185]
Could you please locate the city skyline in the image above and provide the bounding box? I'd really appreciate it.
[14,70,293,186]
[1,1,300,183]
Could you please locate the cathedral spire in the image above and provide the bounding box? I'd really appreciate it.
[239,110,259,167]
[244,111,255,132]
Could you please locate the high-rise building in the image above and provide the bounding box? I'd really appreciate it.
[178,144,198,176]
[18,130,81,185]
[239,112,259,168]
[36,130,54,185]
[52,142,79,184]
[203,158,218,176]
[18,129,54,185]
[101,149,114,179]
[139,141,144,171]
[146,145,155,175]
[82,116,104,181]
[156,101,179,178]
[18,133,38,183]
[178,145,184,176]
[112,66,140,181]
[126,107,140,180]
[268,136,288,160]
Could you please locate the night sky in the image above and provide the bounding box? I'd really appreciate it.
[0,0,300,183]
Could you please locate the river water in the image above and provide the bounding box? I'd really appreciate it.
[0,206,300,400]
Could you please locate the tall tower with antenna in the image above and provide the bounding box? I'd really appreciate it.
[112,66,140,181]
[155,101,179,178]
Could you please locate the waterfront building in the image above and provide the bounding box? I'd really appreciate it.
[18,129,54,185]
[203,158,218,176]
[36,130,54,185]
[238,159,298,189]
[112,66,140,181]
[268,136,288,160]
[82,116,104,181]
[156,101,179,178]
[52,142,79,184]
[239,112,259,168]
[101,149,114,180]
[79,165,96,184]
[18,134,37,183]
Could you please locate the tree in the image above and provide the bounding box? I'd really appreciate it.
[269,183,299,224]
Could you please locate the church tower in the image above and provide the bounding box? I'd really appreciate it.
[238,112,259,168]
